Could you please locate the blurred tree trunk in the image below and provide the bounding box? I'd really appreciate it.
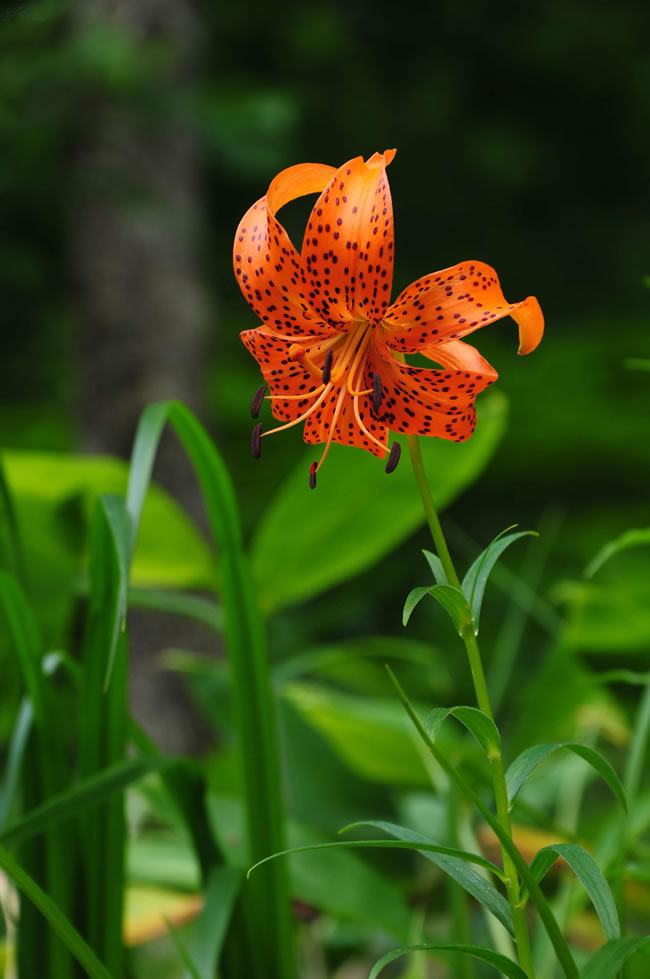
[71,0,212,752]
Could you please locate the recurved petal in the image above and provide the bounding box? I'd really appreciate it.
[383,261,544,355]
[421,338,499,382]
[241,328,334,422]
[234,163,337,337]
[301,150,396,328]
[364,333,496,442]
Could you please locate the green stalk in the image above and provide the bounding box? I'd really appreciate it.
[407,435,536,979]
[387,666,577,979]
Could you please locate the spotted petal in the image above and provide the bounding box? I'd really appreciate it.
[365,332,497,442]
[301,151,396,329]
[234,163,338,337]
[383,261,544,355]
[241,328,335,422]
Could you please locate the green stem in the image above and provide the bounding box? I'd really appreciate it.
[407,435,536,979]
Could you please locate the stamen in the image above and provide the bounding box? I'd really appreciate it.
[309,462,318,489]
[261,385,331,438]
[385,442,401,474]
[289,343,322,380]
[372,373,383,412]
[251,422,263,458]
[250,385,267,418]
[353,394,389,454]
[322,349,333,384]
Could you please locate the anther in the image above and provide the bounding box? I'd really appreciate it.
[309,462,318,489]
[251,422,263,459]
[322,349,333,384]
[385,441,401,474]
[372,373,383,412]
[250,385,267,419]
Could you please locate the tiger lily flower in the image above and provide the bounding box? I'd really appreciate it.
[234,150,543,487]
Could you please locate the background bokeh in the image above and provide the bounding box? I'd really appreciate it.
[1,2,650,975]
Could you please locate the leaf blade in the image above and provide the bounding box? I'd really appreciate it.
[461,528,536,630]
[369,943,529,979]
[506,742,627,812]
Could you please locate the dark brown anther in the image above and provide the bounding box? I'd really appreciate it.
[309,462,318,489]
[251,422,263,459]
[385,441,401,474]
[250,385,267,418]
[372,372,383,412]
[322,349,333,384]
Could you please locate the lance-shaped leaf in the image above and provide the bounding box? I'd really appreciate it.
[528,843,619,940]
[585,528,650,578]
[403,583,473,635]
[578,937,650,979]
[344,820,513,935]
[369,943,529,979]
[461,526,537,631]
[422,549,448,585]
[506,742,627,812]
[427,705,501,759]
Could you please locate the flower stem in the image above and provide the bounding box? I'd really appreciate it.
[407,434,536,978]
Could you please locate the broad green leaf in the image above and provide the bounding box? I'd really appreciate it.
[578,937,650,979]
[349,820,513,935]
[184,866,241,979]
[585,528,650,578]
[2,449,214,602]
[528,843,619,940]
[0,845,112,979]
[427,706,501,758]
[252,392,507,612]
[0,756,173,848]
[461,527,536,631]
[282,683,430,786]
[506,742,627,811]
[403,583,472,634]
[423,550,448,584]
[369,943,528,979]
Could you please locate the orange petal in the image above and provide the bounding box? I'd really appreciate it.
[241,328,334,422]
[421,338,499,382]
[301,151,396,328]
[383,261,544,355]
[303,380,388,457]
[364,333,496,442]
[234,163,337,338]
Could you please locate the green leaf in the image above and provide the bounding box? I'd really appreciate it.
[184,866,242,979]
[528,843,619,939]
[252,392,507,612]
[282,683,431,786]
[0,845,112,979]
[248,838,504,882]
[427,706,501,758]
[585,528,650,578]
[506,742,627,811]
[347,821,513,935]
[385,666,578,979]
[461,527,537,631]
[0,756,173,848]
[127,401,295,979]
[165,916,202,979]
[369,943,529,979]
[403,583,472,634]
[578,937,650,979]
[423,550,448,584]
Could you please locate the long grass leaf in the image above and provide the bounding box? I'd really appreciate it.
[0,844,112,979]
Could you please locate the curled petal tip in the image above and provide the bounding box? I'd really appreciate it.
[514,296,544,355]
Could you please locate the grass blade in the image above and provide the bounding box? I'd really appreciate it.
[529,843,619,940]
[0,844,112,979]
[126,401,295,979]
[184,866,242,979]
[506,742,627,812]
